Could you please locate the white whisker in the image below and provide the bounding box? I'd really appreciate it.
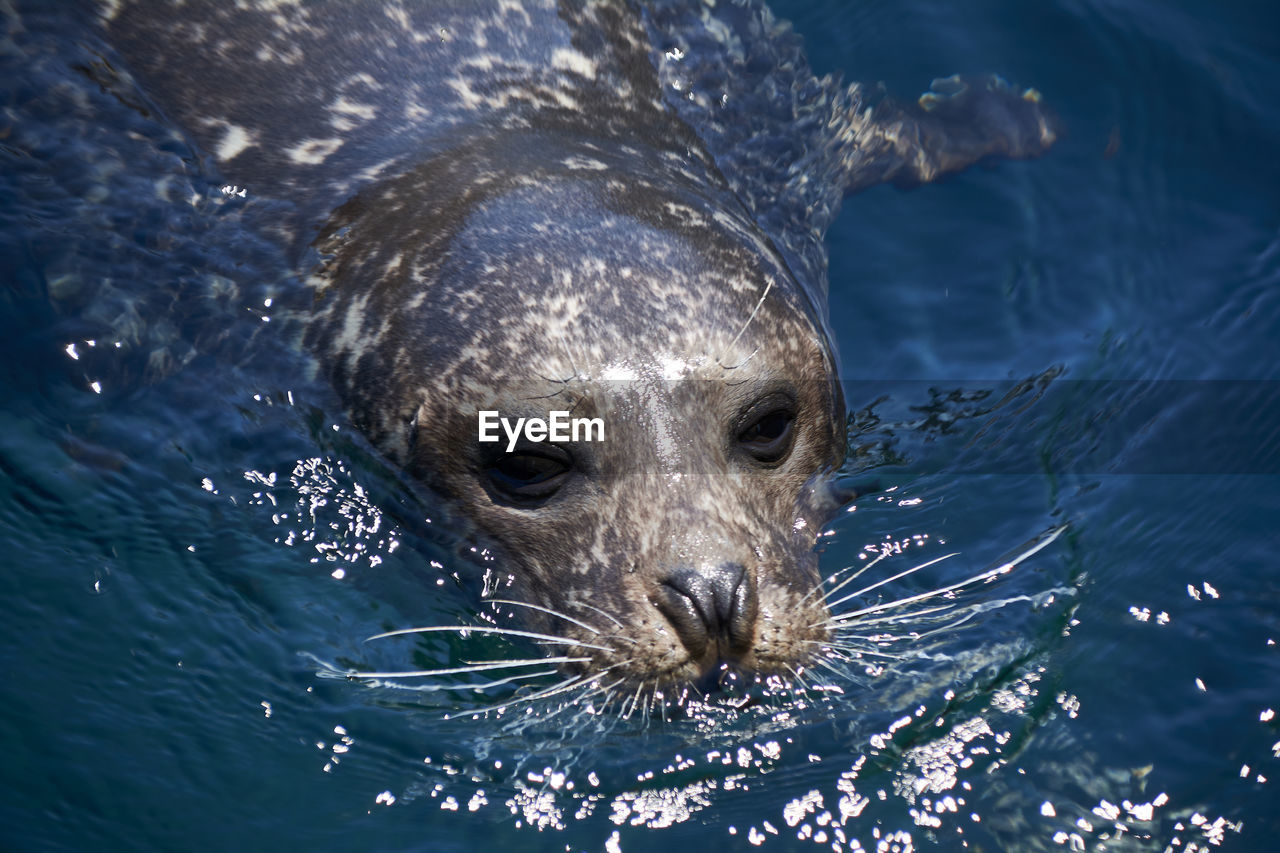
[785,664,813,693]
[848,603,954,627]
[582,676,627,704]
[485,598,605,636]
[622,680,646,720]
[821,552,959,618]
[810,657,852,681]
[540,676,628,722]
[717,278,773,365]
[366,624,613,653]
[799,550,890,606]
[828,565,1005,624]
[640,683,655,726]
[348,656,589,679]
[812,648,854,669]
[459,674,588,718]
[802,638,906,660]
[828,525,1067,626]
[904,608,986,640]
[463,671,559,690]
[578,601,625,630]
[715,345,760,372]
[341,669,558,693]
[990,523,1067,571]
[467,661,627,718]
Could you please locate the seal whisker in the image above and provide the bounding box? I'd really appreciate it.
[716,275,773,361]
[526,680,601,723]
[485,598,607,636]
[800,551,892,607]
[577,601,626,631]
[621,679,647,720]
[825,565,1010,625]
[560,676,628,715]
[365,625,613,653]
[348,656,591,679]
[461,671,560,690]
[639,683,657,726]
[809,657,854,683]
[824,631,915,646]
[716,346,760,373]
[820,552,960,619]
[903,607,995,640]
[467,661,630,718]
[826,525,1067,626]
[859,604,983,632]
[810,649,856,672]
[531,638,618,655]
[832,646,909,663]
[463,674,589,718]
[857,590,1041,642]
[637,680,657,721]
[589,676,629,703]
[559,339,583,383]
[802,638,907,661]
[848,603,955,625]
[831,604,961,636]
[784,663,814,694]
[347,670,560,693]
[595,681,631,718]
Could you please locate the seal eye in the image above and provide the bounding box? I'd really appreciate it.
[487,447,572,503]
[737,407,795,464]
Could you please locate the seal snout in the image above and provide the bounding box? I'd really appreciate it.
[655,564,758,671]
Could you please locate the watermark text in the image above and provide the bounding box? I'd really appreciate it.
[478,410,604,451]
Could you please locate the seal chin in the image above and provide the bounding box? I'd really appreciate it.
[596,633,830,694]
[691,664,761,698]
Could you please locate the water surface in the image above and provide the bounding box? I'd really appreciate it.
[2,1,1278,850]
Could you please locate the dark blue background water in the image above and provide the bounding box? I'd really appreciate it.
[3,1,1278,851]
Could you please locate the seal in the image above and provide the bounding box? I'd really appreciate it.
[96,0,1056,690]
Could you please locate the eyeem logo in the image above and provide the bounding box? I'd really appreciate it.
[478,410,605,452]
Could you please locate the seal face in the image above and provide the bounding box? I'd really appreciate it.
[309,139,847,686]
[98,0,1056,689]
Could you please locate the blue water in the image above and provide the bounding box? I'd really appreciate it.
[3,1,1279,851]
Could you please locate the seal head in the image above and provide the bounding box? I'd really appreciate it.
[306,129,846,685]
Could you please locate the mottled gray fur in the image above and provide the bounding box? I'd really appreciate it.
[94,0,1055,686]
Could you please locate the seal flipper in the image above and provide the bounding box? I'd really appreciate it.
[644,0,1057,308]
[838,74,1058,194]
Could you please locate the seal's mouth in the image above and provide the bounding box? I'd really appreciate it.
[687,663,769,701]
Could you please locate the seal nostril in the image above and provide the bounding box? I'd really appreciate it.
[656,564,757,663]
[655,576,710,660]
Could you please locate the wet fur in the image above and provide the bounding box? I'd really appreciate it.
[95,0,1056,690]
